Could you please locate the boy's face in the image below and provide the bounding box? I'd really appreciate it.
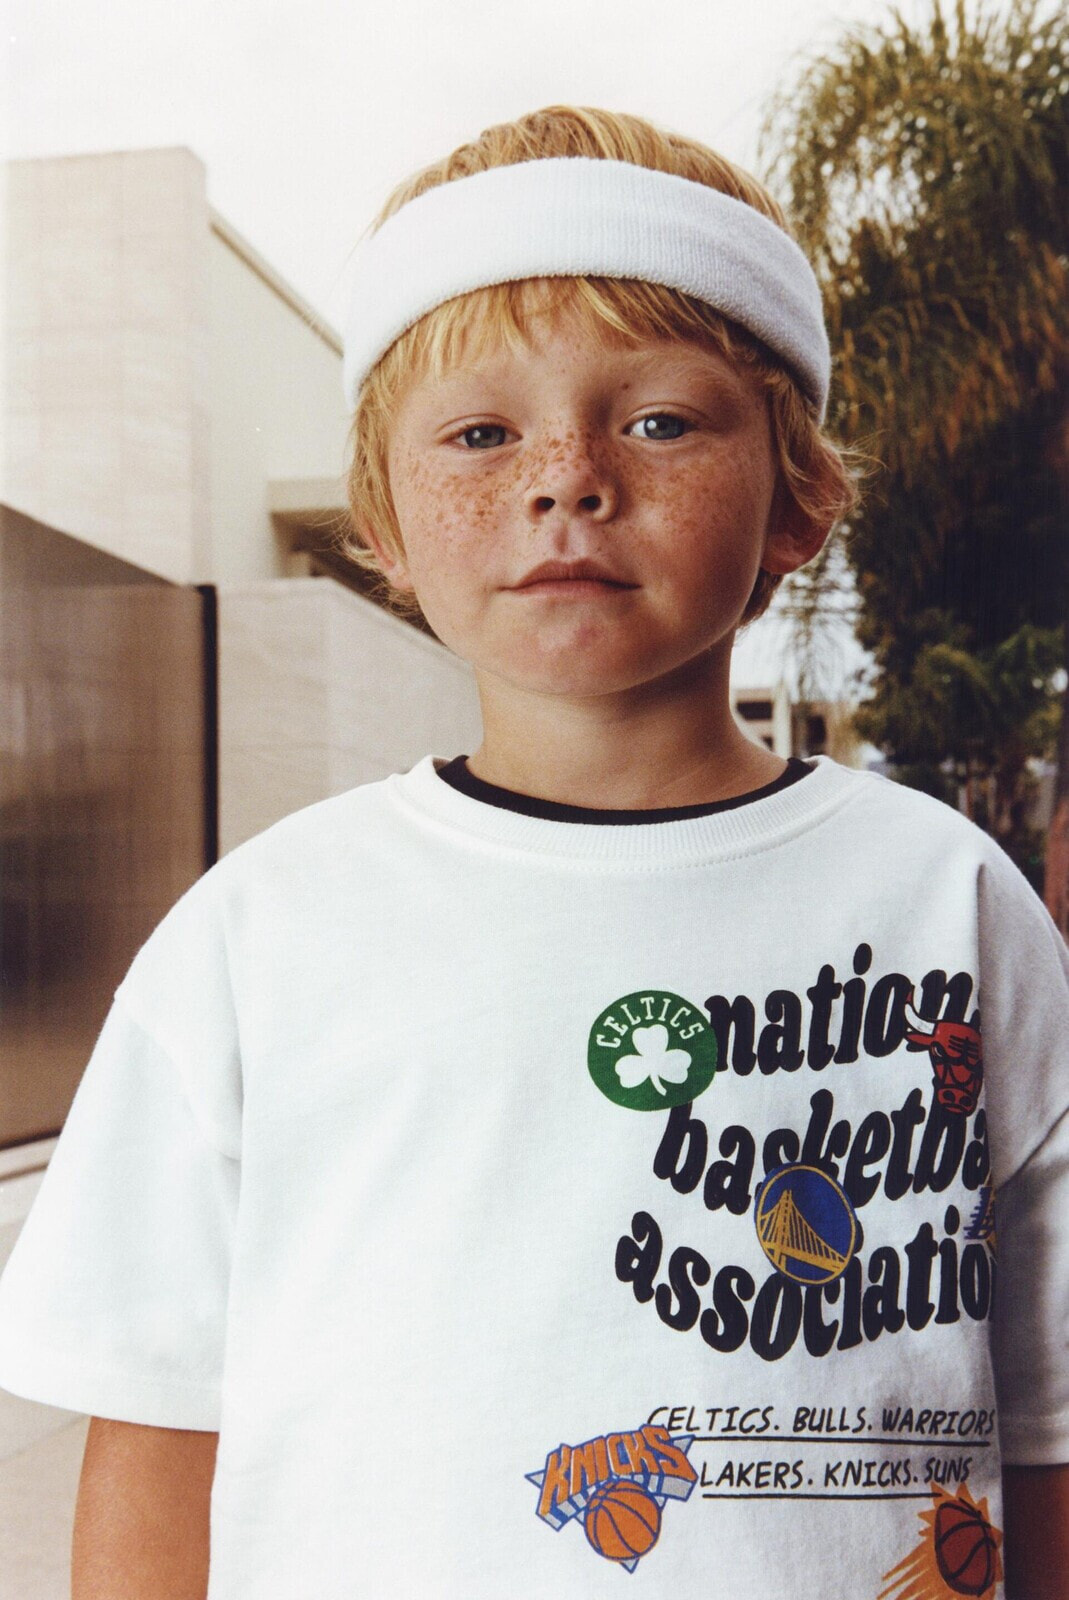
[368,308,822,704]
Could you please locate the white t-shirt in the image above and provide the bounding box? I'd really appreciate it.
[1,752,1067,1599]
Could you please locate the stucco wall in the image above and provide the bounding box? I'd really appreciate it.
[2,148,211,582]
[217,577,483,854]
[206,216,350,586]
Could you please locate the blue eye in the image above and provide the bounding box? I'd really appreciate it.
[631,413,691,440]
[456,424,509,449]
[452,414,692,448]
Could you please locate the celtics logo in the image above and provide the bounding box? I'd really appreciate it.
[588,991,717,1110]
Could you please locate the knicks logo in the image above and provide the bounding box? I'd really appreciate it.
[526,1422,697,1573]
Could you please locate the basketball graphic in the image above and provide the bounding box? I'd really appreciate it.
[527,1420,697,1572]
[933,1495,1000,1596]
[877,1482,1003,1600]
[584,1480,661,1562]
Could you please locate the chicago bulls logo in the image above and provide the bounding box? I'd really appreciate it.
[903,992,983,1115]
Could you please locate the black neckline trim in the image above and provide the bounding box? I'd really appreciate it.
[433,754,816,824]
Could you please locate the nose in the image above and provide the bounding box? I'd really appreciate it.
[523,434,619,521]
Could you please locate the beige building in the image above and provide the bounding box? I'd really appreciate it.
[2,144,484,860]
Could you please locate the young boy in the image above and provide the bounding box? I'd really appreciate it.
[0,105,1066,1599]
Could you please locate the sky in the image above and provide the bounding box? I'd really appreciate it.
[2,0,967,341]
[0,0,1020,711]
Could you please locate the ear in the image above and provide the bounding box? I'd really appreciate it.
[356,523,417,593]
[759,474,831,577]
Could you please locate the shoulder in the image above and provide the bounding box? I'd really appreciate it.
[118,768,409,998]
[217,767,403,882]
[828,760,969,831]
[813,758,1007,864]
[809,762,1061,942]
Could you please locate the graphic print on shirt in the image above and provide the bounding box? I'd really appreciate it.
[876,1482,1003,1600]
[588,991,718,1110]
[597,947,996,1364]
[526,1422,698,1573]
[902,1000,984,1116]
[752,1164,859,1285]
[964,1187,996,1253]
[576,944,1002,1588]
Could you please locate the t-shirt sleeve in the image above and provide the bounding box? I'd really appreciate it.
[0,866,242,1431]
[974,838,1069,1464]
[976,838,1069,1189]
[990,1104,1069,1464]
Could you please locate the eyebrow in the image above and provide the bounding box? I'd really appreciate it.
[615,349,741,389]
[618,344,729,374]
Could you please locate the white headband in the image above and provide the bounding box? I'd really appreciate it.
[341,156,831,422]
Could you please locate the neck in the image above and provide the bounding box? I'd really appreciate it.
[466,646,786,810]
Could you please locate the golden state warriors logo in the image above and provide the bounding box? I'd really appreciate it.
[527,1422,697,1573]
[588,991,717,1110]
[753,1164,859,1285]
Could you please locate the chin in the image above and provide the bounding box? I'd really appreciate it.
[489,649,664,699]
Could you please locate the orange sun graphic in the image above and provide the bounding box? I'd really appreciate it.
[877,1482,1003,1600]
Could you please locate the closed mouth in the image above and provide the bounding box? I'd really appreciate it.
[514,576,634,591]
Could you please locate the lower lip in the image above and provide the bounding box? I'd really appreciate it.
[513,579,632,596]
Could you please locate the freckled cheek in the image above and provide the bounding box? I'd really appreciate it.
[394,467,508,591]
[638,472,765,592]
[429,482,504,561]
[637,461,741,524]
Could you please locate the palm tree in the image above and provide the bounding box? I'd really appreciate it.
[757,0,1069,919]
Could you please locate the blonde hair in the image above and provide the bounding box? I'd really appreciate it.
[333,105,862,631]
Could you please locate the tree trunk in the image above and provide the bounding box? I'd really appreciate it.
[1044,614,1069,938]
[1042,393,1069,939]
